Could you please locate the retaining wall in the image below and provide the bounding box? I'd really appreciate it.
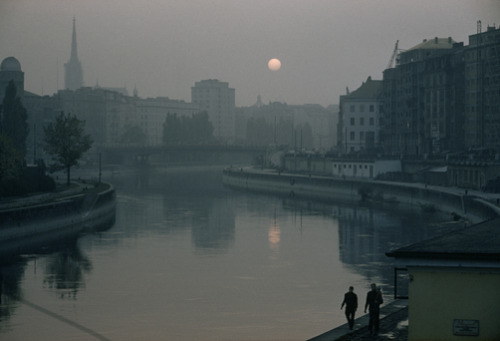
[222,169,500,224]
[0,184,116,256]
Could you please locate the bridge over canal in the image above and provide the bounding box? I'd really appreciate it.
[100,145,267,166]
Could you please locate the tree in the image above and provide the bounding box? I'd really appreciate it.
[43,112,93,186]
[120,125,147,145]
[189,111,213,144]
[163,113,182,145]
[246,117,273,146]
[0,134,23,194]
[1,80,28,160]
[163,111,214,145]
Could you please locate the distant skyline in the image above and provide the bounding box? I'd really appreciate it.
[0,0,498,107]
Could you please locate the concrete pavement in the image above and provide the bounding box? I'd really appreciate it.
[308,300,408,341]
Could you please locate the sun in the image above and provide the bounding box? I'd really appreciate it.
[268,58,281,71]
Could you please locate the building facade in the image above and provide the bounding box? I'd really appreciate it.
[338,77,383,153]
[380,26,500,158]
[191,79,235,143]
[381,37,461,157]
[421,42,465,154]
[292,104,337,151]
[331,159,401,179]
[464,24,500,150]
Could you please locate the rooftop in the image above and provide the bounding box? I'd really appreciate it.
[387,218,500,261]
[344,76,382,100]
[0,57,22,71]
[407,37,456,51]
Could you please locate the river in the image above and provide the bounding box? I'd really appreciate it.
[0,166,463,341]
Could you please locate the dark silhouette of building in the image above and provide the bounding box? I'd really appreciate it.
[464,23,500,150]
[421,42,465,155]
[381,37,464,157]
[64,17,83,91]
[0,57,24,99]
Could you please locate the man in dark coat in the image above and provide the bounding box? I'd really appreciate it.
[341,286,358,330]
[364,283,383,335]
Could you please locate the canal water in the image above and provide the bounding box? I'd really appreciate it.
[0,166,463,341]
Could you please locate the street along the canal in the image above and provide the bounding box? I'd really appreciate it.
[0,166,464,341]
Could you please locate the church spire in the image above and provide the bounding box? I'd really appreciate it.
[70,17,78,61]
[64,17,83,90]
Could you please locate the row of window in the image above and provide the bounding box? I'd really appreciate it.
[349,131,376,141]
[350,117,376,126]
[333,163,370,169]
[349,104,379,112]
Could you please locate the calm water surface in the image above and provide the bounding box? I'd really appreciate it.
[0,166,462,341]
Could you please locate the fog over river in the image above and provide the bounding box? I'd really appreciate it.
[0,166,463,341]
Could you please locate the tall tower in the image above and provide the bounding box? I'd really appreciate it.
[64,17,83,90]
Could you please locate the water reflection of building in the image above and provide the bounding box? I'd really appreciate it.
[191,197,235,253]
[333,203,461,288]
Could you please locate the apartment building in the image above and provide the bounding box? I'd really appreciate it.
[338,77,383,153]
[191,79,235,143]
[464,24,500,149]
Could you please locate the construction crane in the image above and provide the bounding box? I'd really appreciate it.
[386,40,399,69]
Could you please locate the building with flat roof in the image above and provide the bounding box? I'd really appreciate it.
[464,24,500,150]
[381,37,463,157]
[191,79,235,143]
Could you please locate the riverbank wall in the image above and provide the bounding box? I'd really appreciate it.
[222,168,500,224]
[0,183,116,260]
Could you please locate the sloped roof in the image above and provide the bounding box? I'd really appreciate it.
[407,37,456,51]
[387,218,500,261]
[345,76,382,99]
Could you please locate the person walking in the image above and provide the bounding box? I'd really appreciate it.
[364,283,383,335]
[341,286,358,330]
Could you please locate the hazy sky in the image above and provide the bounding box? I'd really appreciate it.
[1,0,498,107]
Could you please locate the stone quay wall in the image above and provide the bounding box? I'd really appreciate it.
[222,168,500,224]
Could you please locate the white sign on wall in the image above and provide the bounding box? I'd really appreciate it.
[453,319,479,336]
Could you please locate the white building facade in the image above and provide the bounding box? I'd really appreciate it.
[191,79,235,143]
[332,159,401,179]
[339,77,383,153]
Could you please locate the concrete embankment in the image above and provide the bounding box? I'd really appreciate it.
[222,168,500,224]
[0,182,116,261]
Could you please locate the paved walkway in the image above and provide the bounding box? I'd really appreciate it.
[0,181,91,211]
[308,300,408,341]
